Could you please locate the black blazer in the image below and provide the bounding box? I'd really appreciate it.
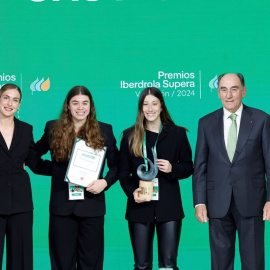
[192,105,270,218]
[35,120,119,217]
[119,124,193,222]
[0,118,51,215]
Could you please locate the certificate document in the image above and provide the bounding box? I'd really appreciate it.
[65,138,107,187]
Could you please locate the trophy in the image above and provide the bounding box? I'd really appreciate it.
[137,148,158,201]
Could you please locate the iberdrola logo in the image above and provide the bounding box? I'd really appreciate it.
[30,77,50,94]
[209,75,218,92]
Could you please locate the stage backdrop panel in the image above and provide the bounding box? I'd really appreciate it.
[1,0,270,269]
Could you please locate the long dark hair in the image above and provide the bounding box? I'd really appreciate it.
[50,86,104,161]
[129,87,175,157]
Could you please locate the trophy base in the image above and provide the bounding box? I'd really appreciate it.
[139,180,153,201]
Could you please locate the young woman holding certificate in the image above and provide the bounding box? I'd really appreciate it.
[36,86,119,270]
[119,87,193,270]
[0,84,51,270]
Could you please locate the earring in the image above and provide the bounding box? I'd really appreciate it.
[17,108,20,119]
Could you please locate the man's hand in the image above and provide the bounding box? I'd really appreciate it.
[86,179,107,194]
[263,201,270,221]
[195,205,209,223]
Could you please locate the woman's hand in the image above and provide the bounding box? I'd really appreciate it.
[133,188,148,203]
[156,159,172,173]
[86,179,107,194]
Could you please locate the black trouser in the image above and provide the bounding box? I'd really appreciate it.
[128,220,182,270]
[49,214,104,270]
[0,211,33,270]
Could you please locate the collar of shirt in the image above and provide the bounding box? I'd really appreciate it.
[223,104,243,147]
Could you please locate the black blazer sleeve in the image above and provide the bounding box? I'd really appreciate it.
[167,126,194,181]
[35,120,54,156]
[119,130,138,199]
[25,125,52,176]
[100,123,119,189]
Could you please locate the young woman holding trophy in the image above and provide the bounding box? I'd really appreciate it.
[36,86,119,270]
[119,87,193,270]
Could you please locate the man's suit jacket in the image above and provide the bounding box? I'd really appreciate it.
[193,104,270,218]
[0,118,51,215]
[35,120,119,217]
[119,124,193,222]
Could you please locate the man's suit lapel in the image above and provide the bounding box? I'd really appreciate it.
[213,109,229,162]
[233,105,254,163]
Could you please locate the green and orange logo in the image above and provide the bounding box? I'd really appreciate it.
[30,77,50,94]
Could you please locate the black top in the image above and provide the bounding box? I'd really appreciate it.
[0,118,51,215]
[35,120,119,217]
[119,124,193,222]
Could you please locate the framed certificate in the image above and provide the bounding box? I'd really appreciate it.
[65,138,107,187]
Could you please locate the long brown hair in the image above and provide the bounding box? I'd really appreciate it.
[50,86,104,162]
[129,87,175,157]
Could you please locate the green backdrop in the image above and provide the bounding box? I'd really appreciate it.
[1,0,270,269]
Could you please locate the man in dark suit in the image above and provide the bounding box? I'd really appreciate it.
[192,73,270,270]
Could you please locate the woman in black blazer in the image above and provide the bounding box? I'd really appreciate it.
[119,87,193,270]
[0,83,51,270]
[36,86,119,270]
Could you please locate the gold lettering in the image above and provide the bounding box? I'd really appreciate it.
[140,187,150,195]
